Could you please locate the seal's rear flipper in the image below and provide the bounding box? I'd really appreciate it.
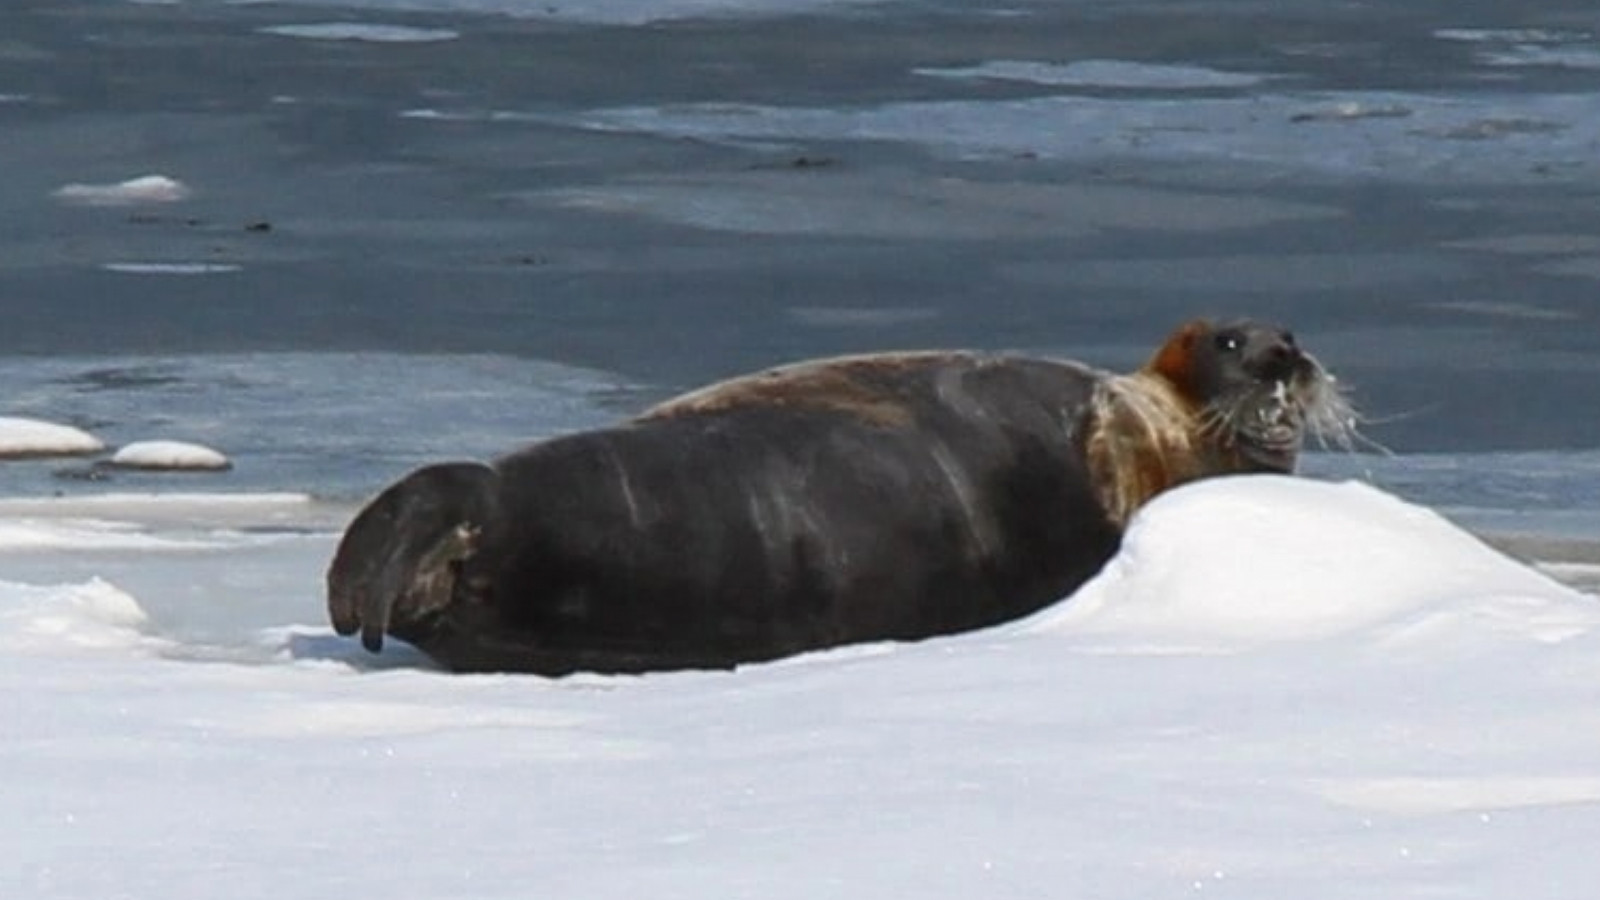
[326,462,498,654]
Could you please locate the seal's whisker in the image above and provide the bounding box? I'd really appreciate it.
[1299,372,1367,453]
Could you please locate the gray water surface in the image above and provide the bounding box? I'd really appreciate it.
[3,0,1599,468]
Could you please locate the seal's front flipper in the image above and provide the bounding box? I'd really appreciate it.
[326,462,498,654]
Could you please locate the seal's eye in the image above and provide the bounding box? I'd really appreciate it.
[1214,332,1243,353]
[1282,330,1296,348]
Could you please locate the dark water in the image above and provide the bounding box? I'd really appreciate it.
[3,0,1600,462]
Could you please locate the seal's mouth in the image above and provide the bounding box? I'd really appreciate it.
[1233,381,1305,472]
[1204,359,1359,473]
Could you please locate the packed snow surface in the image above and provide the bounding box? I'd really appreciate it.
[3,476,1598,899]
[1034,476,1591,649]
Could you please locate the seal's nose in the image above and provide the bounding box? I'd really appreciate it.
[1254,331,1303,380]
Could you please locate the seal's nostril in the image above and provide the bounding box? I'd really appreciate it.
[1260,341,1301,378]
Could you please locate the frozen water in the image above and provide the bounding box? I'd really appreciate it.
[259,23,462,42]
[108,440,233,471]
[915,59,1269,89]
[52,174,191,207]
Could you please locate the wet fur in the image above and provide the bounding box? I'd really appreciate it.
[328,319,1353,674]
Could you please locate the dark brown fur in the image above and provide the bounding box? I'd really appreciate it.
[328,319,1349,674]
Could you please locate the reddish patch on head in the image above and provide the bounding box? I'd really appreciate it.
[1141,319,1210,406]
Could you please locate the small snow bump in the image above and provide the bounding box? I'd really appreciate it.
[107,440,232,472]
[0,417,106,459]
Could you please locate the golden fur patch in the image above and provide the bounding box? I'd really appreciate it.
[638,351,973,428]
[1085,371,1208,528]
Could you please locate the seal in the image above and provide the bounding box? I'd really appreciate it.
[327,318,1355,674]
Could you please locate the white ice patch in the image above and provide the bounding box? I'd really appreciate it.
[0,518,234,552]
[0,495,324,554]
[101,262,242,275]
[0,578,150,652]
[108,440,232,472]
[52,174,190,207]
[0,416,105,459]
[513,89,1600,182]
[916,59,1267,89]
[1435,28,1590,44]
[0,492,311,514]
[1435,28,1600,70]
[259,23,461,43]
[1480,46,1600,70]
[234,0,889,26]
[1030,476,1596,650]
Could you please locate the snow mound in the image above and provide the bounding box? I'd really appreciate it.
[1032,475,1596,650]
[52,174,190,206]
[0,416,105,458]
[0,578,150,653]
[108,440,232,472]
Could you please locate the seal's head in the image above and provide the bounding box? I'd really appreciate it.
[1146,318,1355,472]
[1087,318,1359,528]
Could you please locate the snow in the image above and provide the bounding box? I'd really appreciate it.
[3,476,1599,898]
[108,440,233,471]
[52,174,190,206]
[1033,476,1592,649]
[0,416,106,459]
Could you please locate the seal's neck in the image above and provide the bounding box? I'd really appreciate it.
[1085,371,1218,529]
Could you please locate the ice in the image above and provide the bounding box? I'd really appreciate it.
[501,88,1600,183]
[4,474,1600,898]
[108,440,233,472]
[1434,27,1600,70]
[0,416,105,459]
[51,174,190,206]
[915,59,1268,89]
[0,352,627,500]
[259,23,462,42]
[224,0,890,26]
[101,262,242,275]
